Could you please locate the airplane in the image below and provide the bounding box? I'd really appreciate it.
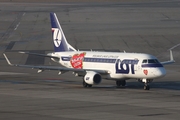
[3,12,175,90]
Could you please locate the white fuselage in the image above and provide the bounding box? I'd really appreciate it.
[50,51,166,80]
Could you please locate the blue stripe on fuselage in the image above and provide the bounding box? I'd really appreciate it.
[142,64,163,67]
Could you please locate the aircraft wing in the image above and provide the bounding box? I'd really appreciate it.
[160,60,175,65]
[19,51,59,59]
[3,54,109,75]
[160,49,175,65]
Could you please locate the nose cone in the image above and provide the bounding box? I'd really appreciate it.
[154,67,166,78]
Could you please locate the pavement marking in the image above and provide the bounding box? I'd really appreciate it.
[0,72,29,75]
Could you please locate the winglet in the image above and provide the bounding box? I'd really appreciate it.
[161,49,175,65]
[3,53,14,66]
[19,51,26,54]
[169,49,174,62]
[169,43,180,62]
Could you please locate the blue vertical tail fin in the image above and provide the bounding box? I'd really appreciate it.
[50,12,76,52]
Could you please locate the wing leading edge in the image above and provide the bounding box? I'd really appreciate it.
[3,53,109,75]
[19,51,59,59]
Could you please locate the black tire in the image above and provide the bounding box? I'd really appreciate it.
[116,80,126,87]
[83,81,88,87]
[146,85,150,90]
[144,85,150,90]
[121,80,126,86]
[87,84,92,88]
[116,81,121,87]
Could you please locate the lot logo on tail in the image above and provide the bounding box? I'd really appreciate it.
[53,28,62,47]
[70,52,86,69]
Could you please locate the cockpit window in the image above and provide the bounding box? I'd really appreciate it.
[148,59,159,64]
[142,59,147,63]
[142,59,160,64]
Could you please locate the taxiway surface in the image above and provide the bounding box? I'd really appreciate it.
[0,1,180,120]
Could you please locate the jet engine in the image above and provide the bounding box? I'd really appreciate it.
[84,71,102,85]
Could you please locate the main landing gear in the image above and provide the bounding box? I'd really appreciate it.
[83,80,92,88]
[116,80,126,87]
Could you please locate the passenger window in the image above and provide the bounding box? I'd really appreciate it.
[87,58,89,62]
[84,58,86,61]
[91,58,93,62]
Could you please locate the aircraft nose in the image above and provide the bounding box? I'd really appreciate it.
[154,67,166,78]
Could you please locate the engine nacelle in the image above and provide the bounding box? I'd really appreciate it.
[84,71,102,85]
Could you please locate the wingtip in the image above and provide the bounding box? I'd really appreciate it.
[169,49,174,61]
[19,51,28,54]
[3,53,13,66]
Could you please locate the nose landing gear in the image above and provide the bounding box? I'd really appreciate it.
[144,83,150,90]
[138,79,153,90]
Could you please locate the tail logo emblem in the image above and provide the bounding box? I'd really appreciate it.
[53,29,62,47]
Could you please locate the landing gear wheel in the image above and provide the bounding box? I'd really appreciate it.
[121,80,126,87]
[116,81,121,87]
[83,81,88,88]
[116,80,126,87]
[83,81,92,88]
[87,84,92,88]
[144,85,150,90]
[142,79,152,90]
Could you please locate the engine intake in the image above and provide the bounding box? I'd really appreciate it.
[84,71,102,85]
